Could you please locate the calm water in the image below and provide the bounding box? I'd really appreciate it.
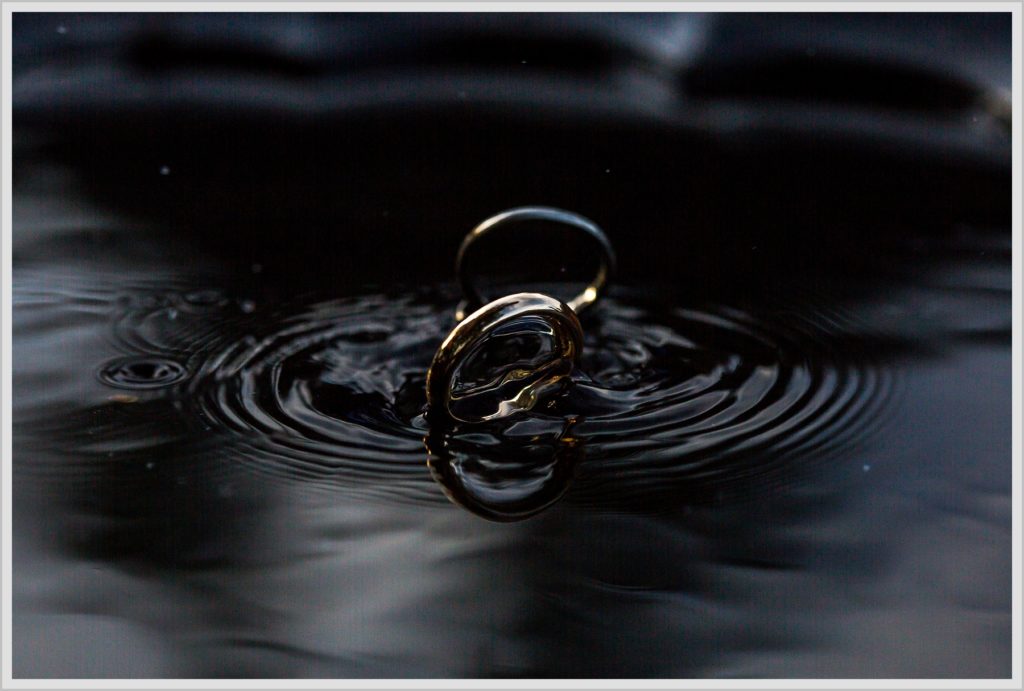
[12,155,1012,677]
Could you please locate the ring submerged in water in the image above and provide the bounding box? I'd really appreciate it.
[428,207,614,424]
[426,293,583,424]
[424,207,615,519]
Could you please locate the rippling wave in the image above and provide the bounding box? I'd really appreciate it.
[570,300,898,505]
[17,276,898,509]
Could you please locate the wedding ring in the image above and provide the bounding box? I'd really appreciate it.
[454,206,616,322]
[426,293,583,424]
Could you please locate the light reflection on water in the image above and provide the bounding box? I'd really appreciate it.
[13,214,1011,677]
[10,115,1013,678]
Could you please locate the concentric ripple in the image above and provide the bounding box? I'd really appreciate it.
[175,290,894,506]
[568,301,895,504]
[20,270,893,508]
[187,294,447,489]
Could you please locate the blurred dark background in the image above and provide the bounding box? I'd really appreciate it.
[13,13,1010,298]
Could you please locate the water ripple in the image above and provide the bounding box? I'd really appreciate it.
[20,280,896,510]
[180,291,894,506]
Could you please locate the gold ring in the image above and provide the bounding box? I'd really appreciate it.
[454,206,615,322]
[426,293,583,424]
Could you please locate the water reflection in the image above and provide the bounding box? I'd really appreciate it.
[426,415,584,521]
[13,145,1012,676]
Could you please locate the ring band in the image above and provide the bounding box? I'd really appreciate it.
[426,293,583,423]
[454,206,616,322]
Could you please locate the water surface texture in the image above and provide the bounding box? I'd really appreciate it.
[12,13,1012,678]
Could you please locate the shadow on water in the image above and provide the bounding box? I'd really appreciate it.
[12,12,1012,678]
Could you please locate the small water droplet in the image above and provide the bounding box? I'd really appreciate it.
[250,263,263,274]
[863,464,871,472]
[145,461,155,470]
[239,300,256,314]
[56,25,67,34]
[604,168,611,173]
[98,356,188,389]
[159,165,170,176]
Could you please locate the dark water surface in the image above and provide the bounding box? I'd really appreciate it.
[12,13,1012,678]
[13,169,1012,678]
